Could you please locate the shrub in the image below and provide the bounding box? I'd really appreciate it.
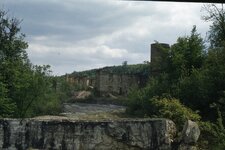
[149,97,201,130]
[198,108,225,150]
[126,94,201,130]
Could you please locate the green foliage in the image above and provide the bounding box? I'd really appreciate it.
[57,76,76,102]
[0,9,29,117]
[150,97,201,130]
[30,90,61,116]
[0,81,16,117]
[126,95,200,130]
[178,68,209,112]
[199,111,225,149]
[168,26,205,80]
[202,4,225,48]
[23,65,61,117]
[72,63,150,78]
[126,21,225,148]
[0,9,62,118]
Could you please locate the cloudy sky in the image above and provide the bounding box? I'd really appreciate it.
[1,0,211,75]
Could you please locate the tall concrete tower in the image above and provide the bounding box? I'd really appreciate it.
[150,43,170,73]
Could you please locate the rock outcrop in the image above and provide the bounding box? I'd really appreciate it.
[0,118,176,150]
[178,120,200,150]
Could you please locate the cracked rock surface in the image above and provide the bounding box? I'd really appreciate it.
[0,118,176,150]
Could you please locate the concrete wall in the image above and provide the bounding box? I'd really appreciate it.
[0,118,176,150]
[95,70,140,96]
[66,71,140,96]
[66,75,95,90]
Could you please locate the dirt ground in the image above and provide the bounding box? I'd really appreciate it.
[33,103,126,121]
[61,103,126,120]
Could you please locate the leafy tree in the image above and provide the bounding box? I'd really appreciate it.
[0,9,61,117]
[202,4,225,48]
[0,80,16,117]
[28,66,61,116]
[0,10,29,117]
[203,45,225,121]
[126,4,225,149]
[168,26,205,80]
[178,68,207,110]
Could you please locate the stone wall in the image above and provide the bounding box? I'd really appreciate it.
[95,70,140,96]
[66,70,141,96]
[0,118,176,150]
[66,75,95,90]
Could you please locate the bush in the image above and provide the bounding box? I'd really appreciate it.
[149,97,201,130]
[126,94,201,130]
[29,93,62,116]
[199,121,225,150]
[198,108,225,150]
[0,81,16,117]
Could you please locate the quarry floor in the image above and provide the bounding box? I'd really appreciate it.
[34,103,127,121]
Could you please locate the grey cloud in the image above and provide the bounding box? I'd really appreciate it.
[4,0,154,41]
[1,0,210,75]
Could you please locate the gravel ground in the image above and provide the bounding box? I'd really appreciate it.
[63,103,126,114]
[60,103,126,120]
[33,103,126,121]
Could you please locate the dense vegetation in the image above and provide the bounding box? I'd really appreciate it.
[0,10,70,118]
[71,63,150,78]
[127,4,225,149]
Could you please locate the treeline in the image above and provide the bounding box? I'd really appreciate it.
[71,63,150,78]
[0,10,71,118]
[100,63,150,76]
[126,4,225,149]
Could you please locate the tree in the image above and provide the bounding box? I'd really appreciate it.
[201,4,225,122]
[168,26,205,79]
[0,10,29,117]
[0,80,16,117]
[202,4,225,48]
[0,9,61,118]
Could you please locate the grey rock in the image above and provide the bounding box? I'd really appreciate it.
[0,118,176,150]
[181,120,200,144]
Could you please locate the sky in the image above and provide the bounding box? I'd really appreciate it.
[1,0,211,75]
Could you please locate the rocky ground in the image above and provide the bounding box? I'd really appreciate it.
[61,103,126,120]
[34,102,127,121]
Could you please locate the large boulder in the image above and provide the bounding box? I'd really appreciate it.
[181,120,200,144]
[178,120,200,150]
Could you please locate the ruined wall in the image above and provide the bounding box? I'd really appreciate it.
[0,118,176,150]
[66,75,95,90]
[96,70,140,96]
[66,43,170,95]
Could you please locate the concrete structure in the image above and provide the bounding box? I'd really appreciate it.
[66,43,170,96]
[151,43,170,63]
[150,43,170,74]
[66,74,95,90]
[0,118,176,150]
[95,69,141,96]
[66,69,145,96]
